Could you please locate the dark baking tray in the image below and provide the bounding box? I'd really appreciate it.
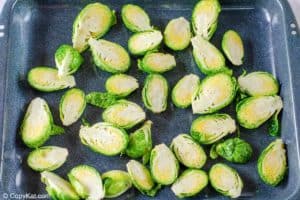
[0,0,300,199]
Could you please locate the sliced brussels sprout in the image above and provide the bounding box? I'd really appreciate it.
[238,71,279,96]
[68,165,105,200]
[128,30,163,56]
[171,134,207,168]
[142,74,168,113]
[138,52,176,73]
[192,73,237,114]
[102,100,146,129]
[209,163,243,198]
[164,17,192,50]
[86,92,118,108]
[105,74,139,97]
[59,88,86,126]
[191,114,236,145]
[121,4,152,32]
[258,139,287,186]
[27,67,76,92]
[192,0,221,40]
[41,171,79,200]
[222,30,244,66]
[171,74,200,108]
[72,2,116,52]
[171,169,208,198]
[89,38,131,73]
[79,122,129,156]
[102,170,132,198]
[150,144,179,185]
[55,44,83,76]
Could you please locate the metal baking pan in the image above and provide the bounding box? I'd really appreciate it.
[0,0,300,199]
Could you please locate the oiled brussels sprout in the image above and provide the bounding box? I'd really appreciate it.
[102,100,146,129]
[68,165,105,200]
[27,67,76,92]
[142,74,168,113]
[258,139,287,186]
[171,169,208,198]
[138,52,176,73]
[222,30,244,66]
[105,74,139,97]
[72,3,116,52]
[191,114,236,145]
[192,73,237,114]
[89,38,131,73]
[79,122,129,156]
[209,163,243,198]
[86,92,117,109]
[171,74,200,108]
[164,17,192,50]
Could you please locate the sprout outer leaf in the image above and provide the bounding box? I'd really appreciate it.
[86,92,118,108]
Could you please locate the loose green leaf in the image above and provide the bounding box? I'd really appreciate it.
[86,92,118,109]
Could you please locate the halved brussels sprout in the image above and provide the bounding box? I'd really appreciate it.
[258,139,287,186]
[102,100,146,129]
[222,30,244,66]
[164,17,192,50]
[27,146,68,172]
[41,171,79,200]
[68,165,105,200]
[59,88,86,126]
[121,4,152,32]
[79,122,129,156]
[138,52,176,73]
[105,74,139,97]
[102,170,132,198]
[171,169,208,198]
[150,144,179,185]
[192,73,237,114]
[192,0,221,40]
[171,74,200,108]
[89,38,131,73]
[27,67,76,92]
[171,134,207,168]
[86,92,118,108]
[209,163,243,198]
[72,2,116,52]
[238,71,279,96]
[128,30,163,56]
[142,74,168,113]
[191,114,236,145]
[55,44,83,76]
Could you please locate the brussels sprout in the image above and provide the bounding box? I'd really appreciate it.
[171,74,200,108]
[55,44,83,76]
[59,88,86,126]
[128,30,163,56]
[150,144,179,185]
[258,139,287,186]
[238,71,279,96]
[102,170,132,198]
[41,171,79,200]
[68,165,105,200]
[222,30,244,66]
[192,73,237,114]
[192,0,221,40]
[142,74,168,113]
[209,163,243,198]
[171,169,208,198]
[102,100,146,129]
[86,92,118,109]
[72,2,116,52]
[79,122,129,156]
[27,67,76,92]
[89,38,131,73]
[105,74,139,97]
[164,17,192,50]
[191,114,236,145]
[121,4,152,32]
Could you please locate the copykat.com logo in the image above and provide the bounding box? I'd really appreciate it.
[3,193,49,199]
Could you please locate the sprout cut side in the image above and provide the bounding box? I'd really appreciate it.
[86,92,118,109]
[222,30,244,66]
[138,52,176,73]
[105,74,139,97]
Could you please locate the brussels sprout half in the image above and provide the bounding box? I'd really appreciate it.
[192,73,237,114]
[105,74,139,97]
[72,2,116,52]
[209,163,243,198]
[86,92,118,109]
[79,122,129,156]
[191,114,236,145]
[138,52,176,73]
[222,30,244,66]
[258,139,287,186]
